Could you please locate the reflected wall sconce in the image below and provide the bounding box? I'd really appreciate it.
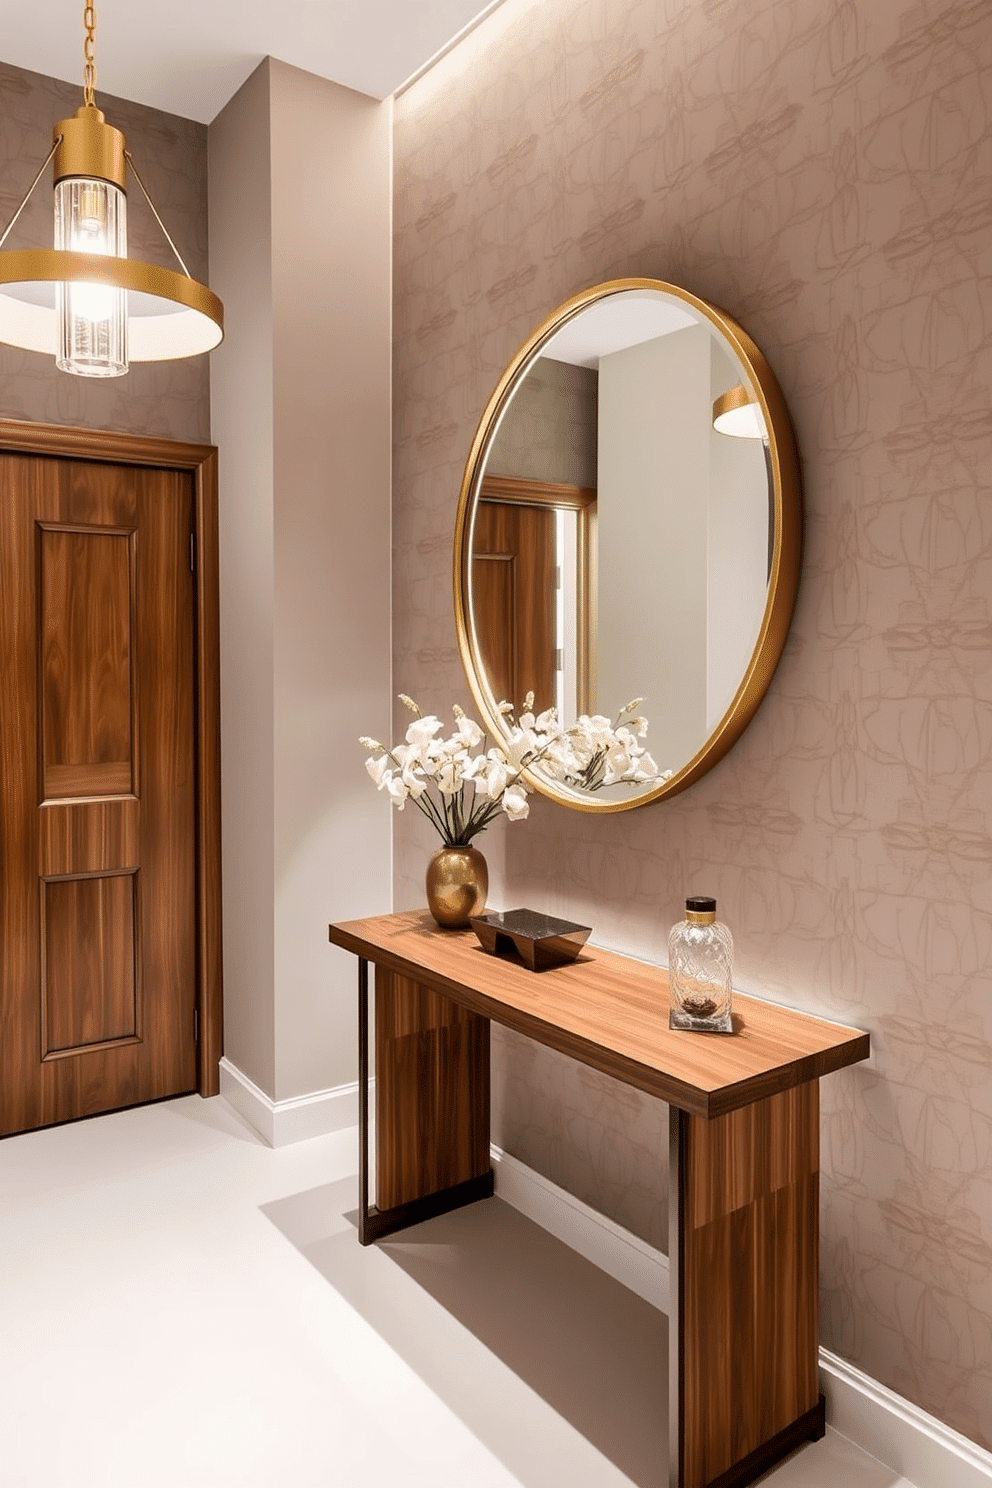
[712,384,767,440]
[0,3,223,377]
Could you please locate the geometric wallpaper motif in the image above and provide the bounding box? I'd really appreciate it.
[393,0,992,1447]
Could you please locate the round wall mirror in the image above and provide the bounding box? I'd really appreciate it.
[453,278,802,812]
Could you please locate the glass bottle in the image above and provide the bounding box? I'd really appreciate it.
[668,896,734,1033]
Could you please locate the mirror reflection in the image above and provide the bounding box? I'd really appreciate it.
[456,281,801,810]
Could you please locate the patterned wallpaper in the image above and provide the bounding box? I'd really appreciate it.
[488,355,598,485]
[393,0,992,1449]
[0,61,210,443]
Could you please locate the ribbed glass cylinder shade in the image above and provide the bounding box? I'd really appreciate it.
[54,177,127,376]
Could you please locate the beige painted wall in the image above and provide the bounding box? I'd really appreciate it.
[208,63,277,1094]
[269,60,392,1101]
[393,0,992,1449]
[0,60,210,442]
[209,60,392,1103]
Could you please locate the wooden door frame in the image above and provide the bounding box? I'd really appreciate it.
[0,418,223,1097]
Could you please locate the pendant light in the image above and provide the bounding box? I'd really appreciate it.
[712,384,767,440]
[0,4,223,377]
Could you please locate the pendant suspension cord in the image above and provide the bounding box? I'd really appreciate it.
[123,150,192,278]
[0,139,61,251]
[83,3,98,107]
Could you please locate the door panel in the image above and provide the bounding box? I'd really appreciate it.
[39,523,136,800]
[41,871,139,1056]
[0,451,197,1136]
[472,500,556,716]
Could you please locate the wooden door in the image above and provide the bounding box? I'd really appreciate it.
[472,500,556,716]
[0,450,199,1136]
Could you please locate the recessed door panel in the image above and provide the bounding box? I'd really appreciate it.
[41,872,140,1057]
[38,524,136,801]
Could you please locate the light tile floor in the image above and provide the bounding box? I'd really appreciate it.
[0,1095,917,1488]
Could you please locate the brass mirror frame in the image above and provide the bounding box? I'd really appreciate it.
[453,277,803,812]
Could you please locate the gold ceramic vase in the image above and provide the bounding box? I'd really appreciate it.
[425,844,488,928]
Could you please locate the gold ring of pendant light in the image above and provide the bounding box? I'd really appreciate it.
[452,277,803,812]
[0,247,224,358]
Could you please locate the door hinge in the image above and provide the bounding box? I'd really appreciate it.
[189,532,196,573]
[555,565,561,589]
[554,648,563,672]
[194,1007,199,1041]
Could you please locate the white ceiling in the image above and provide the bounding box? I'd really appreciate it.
[0,0,506,123]
[542,293,700,369]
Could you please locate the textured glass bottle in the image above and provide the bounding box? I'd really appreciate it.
[668,896,734,1032]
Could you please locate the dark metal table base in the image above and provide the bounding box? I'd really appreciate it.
[360,1171,495,1245]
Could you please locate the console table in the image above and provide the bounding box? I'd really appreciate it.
[328,909,869,1488]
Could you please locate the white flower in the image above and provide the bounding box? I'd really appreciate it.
[365,755,392,787]
[385,775,409,809]
[476,750,513,799]
[400,763,427,797]
[603,743,634,784]
[435,757,463,795]
[503,725,539,769]
[452,712,484,749]
[630,750,660,782]
[501,784,530,820]
[405,714,443,754]
[578,713,615,748]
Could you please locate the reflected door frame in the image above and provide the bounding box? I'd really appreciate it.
[0,417,223,1099]
[479,475,597,716]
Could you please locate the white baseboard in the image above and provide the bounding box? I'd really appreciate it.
[819,1348,992,1488]
[218,1057,370,1147]
[491,1144,992,1488]
[490,1144,669,1313]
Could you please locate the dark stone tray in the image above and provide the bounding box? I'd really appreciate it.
[469,908,592,971]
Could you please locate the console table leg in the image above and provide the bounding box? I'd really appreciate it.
[357,965,493,1244]
[669,1106,685,1488]
[358,957,371,1245]
[670,1084,823,1488]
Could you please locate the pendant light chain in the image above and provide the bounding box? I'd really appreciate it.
[83,4,98,107]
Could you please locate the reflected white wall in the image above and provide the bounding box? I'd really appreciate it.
[596,326,710,772]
